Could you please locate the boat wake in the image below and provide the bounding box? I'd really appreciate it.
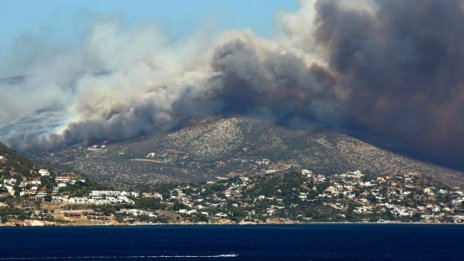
[0,254,238,260]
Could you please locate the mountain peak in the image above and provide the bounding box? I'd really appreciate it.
[30,117,464,189]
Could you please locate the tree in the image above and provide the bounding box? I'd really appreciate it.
[134,198,164,210]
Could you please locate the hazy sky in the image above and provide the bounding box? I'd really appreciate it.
[0,0,298,68]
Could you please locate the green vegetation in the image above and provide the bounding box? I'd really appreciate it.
[0,143,35,177]
[0,207,27,222]
[133,198,164,210]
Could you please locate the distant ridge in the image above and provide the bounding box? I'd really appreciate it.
[0,75,26,85]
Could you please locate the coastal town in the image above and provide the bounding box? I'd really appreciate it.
[1,151,464,225]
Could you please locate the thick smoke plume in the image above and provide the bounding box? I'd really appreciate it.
[1,0,464,169]
[313,0,464,167]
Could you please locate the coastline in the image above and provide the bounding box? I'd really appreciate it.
[1,220,463,227]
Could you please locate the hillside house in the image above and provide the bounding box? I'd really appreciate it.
[20,186,38,196]
[146,152,156,158]
[339,170,365,185]
[55,175,76,184]
[3,178,16,186]
[20,179,41,188]
[38,169,50,176]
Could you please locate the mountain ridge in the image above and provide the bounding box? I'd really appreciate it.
[0,142,36,177]
[29,117,464,189]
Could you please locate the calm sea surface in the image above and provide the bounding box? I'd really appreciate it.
[0,224,462,261]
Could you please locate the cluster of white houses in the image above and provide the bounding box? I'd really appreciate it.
[52,190,138,205]
[314,171,464,223]
[145,169,464,223]
[2,160,464,224]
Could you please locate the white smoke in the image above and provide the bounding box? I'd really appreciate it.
[0,1,327,150]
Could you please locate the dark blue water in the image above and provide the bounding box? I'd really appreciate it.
[0,225,462,261]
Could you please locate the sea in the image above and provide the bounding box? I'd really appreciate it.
[0,224,462,261]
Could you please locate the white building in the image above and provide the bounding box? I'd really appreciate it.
[301,169,314,177]
[20,179,42,188]
[35,192,48,199]
[55,175,76,183]
[4,185,15,196]
[38,169,50,176]
[3,178,16,186]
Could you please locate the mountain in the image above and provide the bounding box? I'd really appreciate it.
[0,142,36,177]
[29,117,464,189]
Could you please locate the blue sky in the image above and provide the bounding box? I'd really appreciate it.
[0,0,299,53]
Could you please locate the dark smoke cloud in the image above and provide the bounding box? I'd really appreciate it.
[314,0,464,167]
[1,0,464,169]
[210,39,341,126]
